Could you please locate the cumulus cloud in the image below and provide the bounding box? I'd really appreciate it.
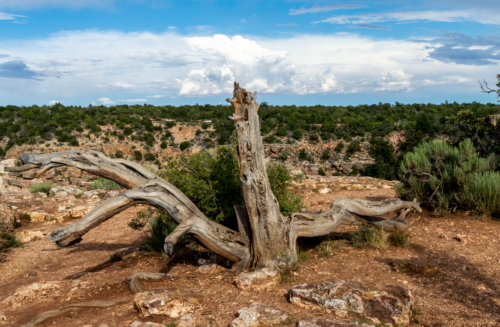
[48,100,60,105]
[0,54,9,58]
[0,29,497,104]
[98,97,114,104]
[290,4,365,15]
[418,33,500,65]
[0,60,40,79]
[315,10,500,25]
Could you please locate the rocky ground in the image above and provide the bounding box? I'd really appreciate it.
[0,171,500,327]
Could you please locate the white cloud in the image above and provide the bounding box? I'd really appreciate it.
[119,99,147,103]
[0,12,25,20]
[290,4,365,15]
[315,10,500,25]
[97,97,114,104]
[94,81,136,89]
[48,100,59,105]
[0,29,497,104]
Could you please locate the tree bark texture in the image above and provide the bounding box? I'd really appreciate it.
[6,82,421,273]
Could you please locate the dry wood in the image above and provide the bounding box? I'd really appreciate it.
[7,81,421,272]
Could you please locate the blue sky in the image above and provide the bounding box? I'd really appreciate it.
[0,0,499,106]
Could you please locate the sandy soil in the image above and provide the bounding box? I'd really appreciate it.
[1,185,499,327]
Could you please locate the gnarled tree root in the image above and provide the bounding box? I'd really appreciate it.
[21,272,171,327]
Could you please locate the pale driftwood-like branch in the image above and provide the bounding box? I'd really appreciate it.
[9,81,421,273]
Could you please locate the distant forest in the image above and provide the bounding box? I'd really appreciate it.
[0,101,499,160]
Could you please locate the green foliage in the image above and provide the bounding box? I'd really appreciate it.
[345,140,361,156]
[90,177,121,190]
[179,141,191,151]
[455,171,500,217]
[162,146,242,226]
[29,183,57,196]
[144,152,156,161]
[263,135,278,144]
[321,149,331,161]
[318,168,326,176]
[397,139,499,216]
[352,225,389,249]
[334,141,344,153]
[362,138,399,180]
[267,162,303,216]
[292,129,303,140]
[0,231,23,254]
[278,152,288,162]
[389,230,410,247]
[160,141,168,149]
[134,150,143,161]
[144,211,178,253]
[298,149,308,160]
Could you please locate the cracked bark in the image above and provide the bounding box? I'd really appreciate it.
[7,82,421,273]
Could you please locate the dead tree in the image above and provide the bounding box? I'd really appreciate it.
[6,82,421,273]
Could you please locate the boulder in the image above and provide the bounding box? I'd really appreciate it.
[230,303,291,327]
[288,279,413,326]
[0,205,17,230]
[134,288,204,319]
[49,186,83,197]
[234,268,280,291]
[297,318,373,327]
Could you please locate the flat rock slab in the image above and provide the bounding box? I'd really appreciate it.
[231,303,292,327]
[297,318,373,327]
[234,268,280,291]
[134,288,204,318]
[288,279,413,326]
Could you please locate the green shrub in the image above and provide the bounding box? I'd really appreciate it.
[321,149,331,161]
[345,140,361,156]
[160,141,168,149]
[263,135,278,144]
[134,150,143,161]
[90,177,121,190]
[318,168,326,176]
[334,141,344,153]
[144,152,156,161]
[352,225,389,249]
[29,183,57,196]
[267,162,303,216]
[455,171,500,217]
[162,147,303,228]
[389,230,410,247]
[397,139,499,216]
[298,149,308,160]
[179,141,191,151]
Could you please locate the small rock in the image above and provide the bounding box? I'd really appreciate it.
[134,288,204,318]
[196,264,226,275]
[390,259,439,275]
[234,268,280,291]
[130,323,165,327]
[15,230,47,243]
[176,312,213,327]
[453,234,472,244]
[28,271,38,277]
[297,318,372,327]
[477,284,487,291]
[230,303,291,327]
[1,282,60,308]
[288,279,412,326]
[438,233,449,240]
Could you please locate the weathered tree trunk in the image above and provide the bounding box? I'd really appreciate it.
[6,82,421,273]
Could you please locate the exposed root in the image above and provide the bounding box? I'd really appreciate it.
[21,272,171,327]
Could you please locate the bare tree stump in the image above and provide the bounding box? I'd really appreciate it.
[6,82,421,273]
